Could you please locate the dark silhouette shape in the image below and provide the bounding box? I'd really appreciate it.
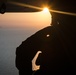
[15,0,76,75]
[0,3,6,14]
[16,22,76,75]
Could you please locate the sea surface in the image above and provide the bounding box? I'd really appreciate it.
[0,27,38,75]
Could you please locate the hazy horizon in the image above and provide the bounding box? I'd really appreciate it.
[0,11,52,75]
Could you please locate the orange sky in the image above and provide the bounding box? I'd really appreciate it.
[0,10,52,30]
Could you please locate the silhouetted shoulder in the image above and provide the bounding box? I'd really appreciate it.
[16,25,76,75]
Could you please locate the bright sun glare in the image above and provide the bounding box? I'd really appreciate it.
[42,7,49,13]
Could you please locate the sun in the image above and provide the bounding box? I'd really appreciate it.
[42,7,49,13]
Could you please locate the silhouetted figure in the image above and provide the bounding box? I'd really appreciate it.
[15,0,76,75]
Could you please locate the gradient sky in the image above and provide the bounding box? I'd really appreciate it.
[0,9,52,30]
[0,10,52,75]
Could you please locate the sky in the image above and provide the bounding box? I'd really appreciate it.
[0,9,52,75]
[0,9,52,31]
[0,1,76,75]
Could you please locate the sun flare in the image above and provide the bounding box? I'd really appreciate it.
[42,7,49,13]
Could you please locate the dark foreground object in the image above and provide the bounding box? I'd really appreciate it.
[16,17,76,74]
[15,1,76,74]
